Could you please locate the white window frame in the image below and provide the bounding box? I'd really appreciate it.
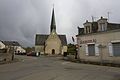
[109,40,120,57]
[85,45,88,56]
[111,40,120,43]
[85,43,100,56]
[108,43,113,57]
[99,23,106,31]
[95,44,100,56]
[101,24,104,31]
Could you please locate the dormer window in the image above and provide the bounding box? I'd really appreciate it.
[97,17,108,32]
[84,20,92,34]
[86,26,91,33]
[100,23,107,31]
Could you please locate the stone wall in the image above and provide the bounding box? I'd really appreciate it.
[0,47,14,62]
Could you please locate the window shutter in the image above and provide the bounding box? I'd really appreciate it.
[85,45,88,56]
[108,43,113,56]
[95,44,99,56]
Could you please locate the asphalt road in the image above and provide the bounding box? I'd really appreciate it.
[0,55,120,80]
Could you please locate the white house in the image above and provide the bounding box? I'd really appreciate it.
[0,41,26,53]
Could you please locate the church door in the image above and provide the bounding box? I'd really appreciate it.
[52,49,55,55]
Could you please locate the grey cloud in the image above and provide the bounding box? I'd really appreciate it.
[0,0,120,46]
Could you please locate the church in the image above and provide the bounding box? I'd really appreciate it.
[35,8,67,55]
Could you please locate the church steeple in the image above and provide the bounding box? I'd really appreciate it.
[50,7,56,33]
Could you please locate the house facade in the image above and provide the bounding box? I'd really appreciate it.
[35,8,67,55]
[0,41,26,53]
[76,17,120,64]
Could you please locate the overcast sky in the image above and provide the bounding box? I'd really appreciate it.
[0,0,120,47]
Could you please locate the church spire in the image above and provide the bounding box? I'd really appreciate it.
[50,7,56,33]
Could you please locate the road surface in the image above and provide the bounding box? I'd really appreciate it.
[0,55,120,80]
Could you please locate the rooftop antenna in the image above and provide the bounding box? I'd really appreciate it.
[91,16,94,22]
[107,12,111,22]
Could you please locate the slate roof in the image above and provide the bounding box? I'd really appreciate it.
[108,23,120,30]
[78,27,84,35]
[58,35,67,46]
[35,34,49,45]
[1,41,21,46]
[35,34,67,46]
[91,22,98,33]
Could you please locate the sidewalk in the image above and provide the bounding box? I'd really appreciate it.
[0,58,19,65]
[63,55,120,68]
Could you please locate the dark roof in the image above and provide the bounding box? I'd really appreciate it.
[2,41,21,46]
[58,35,67,46]
[92,22,98,33]
[35,34,67,46]
[35,34,49,45]
[108,23,120,30]
[78,27,84,35]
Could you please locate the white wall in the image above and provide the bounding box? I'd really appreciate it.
[0,41,5,49]
[16,46,26,53]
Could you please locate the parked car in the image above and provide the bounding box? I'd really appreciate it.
[27,51,40,57]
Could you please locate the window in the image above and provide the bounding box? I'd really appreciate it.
[86,26,89,33]
[85,44,99,56]
[99,23,107,31]
[109,42,120,56]
[113,42,120,56]
[88,44,95,56]
[85,26,91,33]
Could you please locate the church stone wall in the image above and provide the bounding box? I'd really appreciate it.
[35,46,44,53]
[45,33,62,55]
[45,40,61,55]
